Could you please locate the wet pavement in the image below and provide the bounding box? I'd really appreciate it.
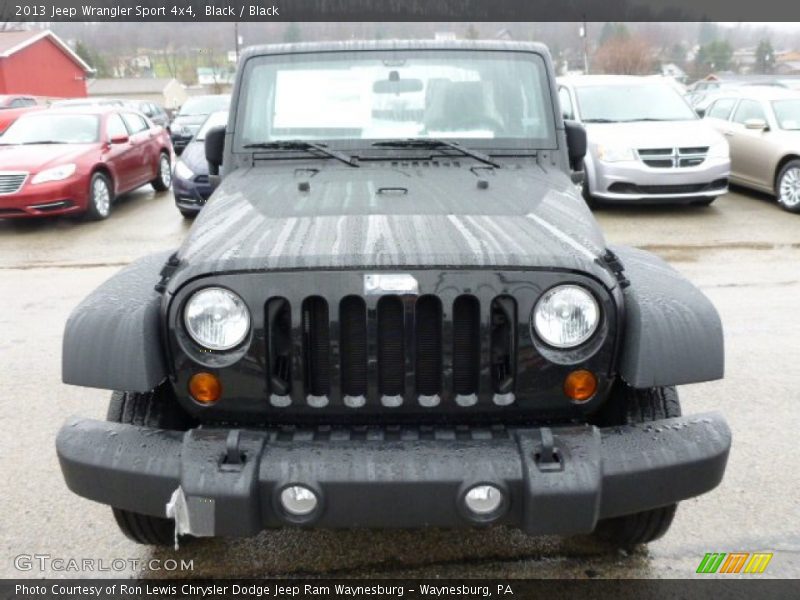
[1,187,798,579]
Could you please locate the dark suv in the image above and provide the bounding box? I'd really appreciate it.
[57,41,730,549]
[170,94,230,154]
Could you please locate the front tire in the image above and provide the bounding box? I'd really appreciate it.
[151,152,172,192]
[591,385,681,548]
[776,160,800,213]
[84,172,113,221]
[107,386,192,546]
[179,208,198,219]
[581,165,598,209]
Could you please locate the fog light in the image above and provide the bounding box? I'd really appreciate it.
[564,369,597,402]
[280,485,318,517]
[464,484,503,516]
[188,372,221,405]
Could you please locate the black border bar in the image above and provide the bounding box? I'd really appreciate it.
[3,579,800,600]
[0,0,799,22]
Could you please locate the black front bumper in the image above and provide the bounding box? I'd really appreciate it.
[56,413,730,537]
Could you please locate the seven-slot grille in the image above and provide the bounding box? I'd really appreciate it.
[637,147,709,169]
[266,294,517,410]
[0,172,27,195]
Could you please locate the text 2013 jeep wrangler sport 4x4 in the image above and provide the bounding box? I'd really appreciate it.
[57,41,730,548]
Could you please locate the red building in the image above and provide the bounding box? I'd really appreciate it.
[0,29,92,99]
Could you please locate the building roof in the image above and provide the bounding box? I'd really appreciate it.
[0,29,92,73]
[88,77,180,95]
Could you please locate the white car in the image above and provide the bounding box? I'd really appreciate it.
[558,75,731,206]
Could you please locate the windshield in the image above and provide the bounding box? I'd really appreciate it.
[235,50,556,149]
[179,96,230,116]
[576,83,697,122]
[196,111,229,140]
[772,100,800,130]
[0,114,100,144]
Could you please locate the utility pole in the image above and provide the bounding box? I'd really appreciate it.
[580,20,589,74]
[234,22,240,62]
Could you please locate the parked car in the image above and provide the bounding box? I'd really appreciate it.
[558,75,730,206]
[0,108,172,219]
[703,87,800,213]
[0,104,46,135]
[0,94,39,108]
[172,110,228,218]
[50,97,170,130]
[58,41,730,550]
[170,95,230,154]
[684,77,785,108]
[125,100,171,131]
[50,97,126,109]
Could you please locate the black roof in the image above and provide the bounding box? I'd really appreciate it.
[240,39,550,60]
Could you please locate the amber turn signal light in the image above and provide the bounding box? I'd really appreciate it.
[564,369,597,402]
[189,372,221,405]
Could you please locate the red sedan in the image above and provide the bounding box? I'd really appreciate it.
[0,108,173,219]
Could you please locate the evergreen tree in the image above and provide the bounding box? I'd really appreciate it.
[755,39,775,74]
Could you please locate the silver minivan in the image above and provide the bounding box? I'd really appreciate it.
[558,75,731,206]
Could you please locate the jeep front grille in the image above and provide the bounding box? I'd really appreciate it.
[266,294,517,409]
[172,270,618,424]
[637,147,709,169]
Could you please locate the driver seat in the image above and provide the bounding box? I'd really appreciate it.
[423,81,500,133]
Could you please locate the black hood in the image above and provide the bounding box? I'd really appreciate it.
[170,162,609,289]
[170,114,207,131]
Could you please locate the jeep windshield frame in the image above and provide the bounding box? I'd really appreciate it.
[232,49,558,156]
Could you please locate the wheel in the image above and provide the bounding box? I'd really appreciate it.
[179,208,198,219]
[591,384,681,548]
[107,386,192,546]
[84,172,113,220]
[151,151,172,192]
[579,161,598,209]
[581,179,597,210]
[776,160,800,213]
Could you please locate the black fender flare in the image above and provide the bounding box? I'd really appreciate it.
[611,245,724,388]
[62,250,173,392]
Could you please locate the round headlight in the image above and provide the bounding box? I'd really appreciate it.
[533,284,599,349]
[184,287,250,351]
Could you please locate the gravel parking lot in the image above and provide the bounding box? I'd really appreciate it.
[1,187,798,579]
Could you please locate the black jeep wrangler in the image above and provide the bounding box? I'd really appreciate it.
[57,41,730,548]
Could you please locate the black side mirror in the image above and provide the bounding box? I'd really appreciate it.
[564,120,587,171]
[695,107,706,118]
[205,126,226,177]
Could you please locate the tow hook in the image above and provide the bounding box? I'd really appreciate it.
[220,429,245,471]
[534,427,563,472]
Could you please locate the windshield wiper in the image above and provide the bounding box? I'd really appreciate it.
[371,139,501,168]
[242,140,359,168]
[22,140,67,144]
[582,118,617,123]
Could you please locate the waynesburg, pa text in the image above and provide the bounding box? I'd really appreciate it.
[15,583,514,598]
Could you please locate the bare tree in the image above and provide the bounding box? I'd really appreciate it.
[199,49,231,93]
[593,36,655,75]
[161,44,181,80]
